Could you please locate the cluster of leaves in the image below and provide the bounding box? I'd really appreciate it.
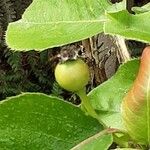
[5,0,150,51]
[0,59,140,150]
[0,0,150,149]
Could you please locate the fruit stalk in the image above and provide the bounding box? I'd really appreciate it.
[76,88,106,127]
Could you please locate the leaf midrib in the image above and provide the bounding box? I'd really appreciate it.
[16,19,106,25]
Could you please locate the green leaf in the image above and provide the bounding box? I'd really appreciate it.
[107,0,126,13]
[88,59,140,130]
[6,0,111,51]
[0,93,103,150]
[132,2,150,14]
[114,148,141,150]
[104,9,150,43]
[122,47,150,145]
[71,131,113,150]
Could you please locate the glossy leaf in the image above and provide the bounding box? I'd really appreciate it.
[88,59,140,130]
[6,0,111,51]
[0,93,103,149]
[104,9,150,43]
[122,47,150,145]
[71,131,113,150]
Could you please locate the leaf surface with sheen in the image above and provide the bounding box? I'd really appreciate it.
[88,59,140,130]
[6,0,111,51]
[0,93,103,149]
[104,8,150,43]
[122,47,150,145]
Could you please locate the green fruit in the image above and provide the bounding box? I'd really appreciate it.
[55,59,89,92]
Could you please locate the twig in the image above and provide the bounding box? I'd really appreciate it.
[115,36,131,63]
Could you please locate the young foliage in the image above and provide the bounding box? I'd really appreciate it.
[104,7,150,43]
[132,2,150,14]
[6,0,150,52]
[122,47,150,145]
[3,0,150,149]
[0,93,103,149]
[88,59,140,130]
[6,0,111,50]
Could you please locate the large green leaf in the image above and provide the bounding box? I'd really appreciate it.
[0,93,103,150]
[88,59,140,130]
[6,0,111,51]
[71,131,113,150]
[104,8,150,43]
[122,47,150,145]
